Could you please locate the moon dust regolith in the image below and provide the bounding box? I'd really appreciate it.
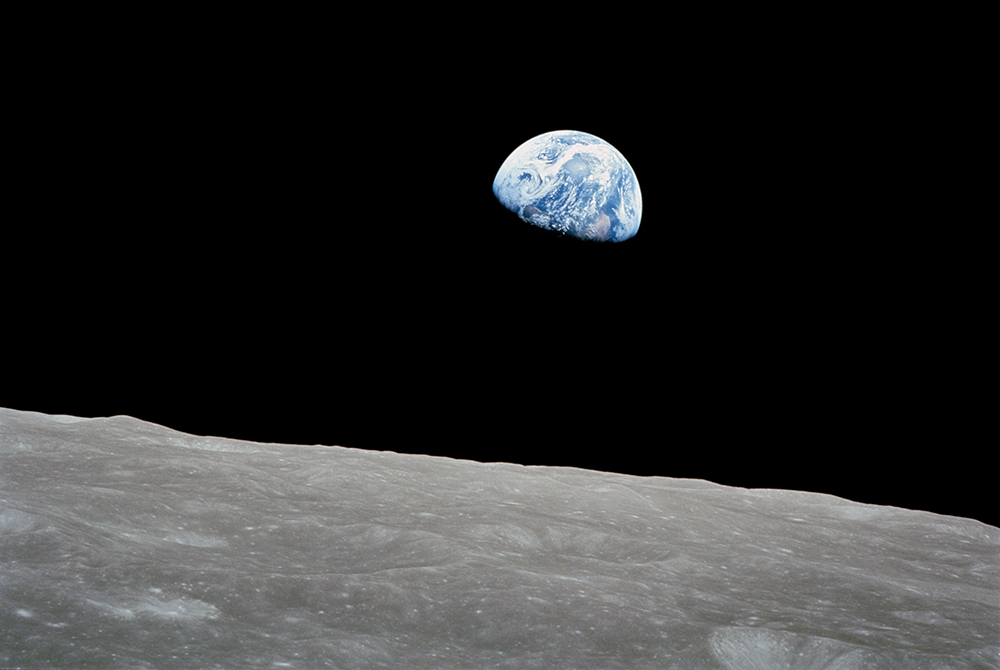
[1,408,998,669]
[493,130,642,242]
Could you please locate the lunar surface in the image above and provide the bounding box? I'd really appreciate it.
[1,408,997,669]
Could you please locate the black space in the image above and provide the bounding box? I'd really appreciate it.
[5,11,991,526]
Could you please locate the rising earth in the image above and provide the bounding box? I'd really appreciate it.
[493,130,642,242]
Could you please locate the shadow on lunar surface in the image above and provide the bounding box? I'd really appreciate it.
[1,408,997,669]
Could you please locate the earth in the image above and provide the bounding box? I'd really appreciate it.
[493,130,642,242]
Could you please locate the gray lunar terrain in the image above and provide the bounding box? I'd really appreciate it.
[1,408,997,669]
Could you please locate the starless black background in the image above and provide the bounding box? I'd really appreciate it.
[5,9,992,526]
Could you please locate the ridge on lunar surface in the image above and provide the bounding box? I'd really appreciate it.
[1,407,998,669]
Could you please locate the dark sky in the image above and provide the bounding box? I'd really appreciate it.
[6,12,990,526]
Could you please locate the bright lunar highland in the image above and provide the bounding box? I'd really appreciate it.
[493,130,642,242]
[1,408,998,669]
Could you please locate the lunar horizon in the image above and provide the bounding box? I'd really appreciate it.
[1,408,996,669]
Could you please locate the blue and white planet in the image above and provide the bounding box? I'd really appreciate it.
[493,130,642,242]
